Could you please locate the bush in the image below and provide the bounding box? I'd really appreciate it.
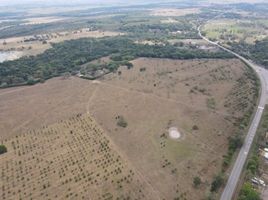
[0,145,7,155]
[210,174,224,192]
[116,116,128,128]
[139,67,146,72]
[193,176,201,188]
[229,135,243,152]
[192,125,199,130]
[238,182,260,200]
[247,156,259,175]
[222,134,244,170]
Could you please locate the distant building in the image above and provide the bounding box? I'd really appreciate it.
[264,152,268,159]
[265,132,268,141]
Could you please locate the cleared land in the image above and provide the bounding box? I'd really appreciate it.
[0,58,257,199]
[0,29,123,57]
[23,17,67,25]
[203,19,268,45]
[0,114,158,199]
[150,8,200,17]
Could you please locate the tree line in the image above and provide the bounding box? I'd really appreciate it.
[0,36,234,88]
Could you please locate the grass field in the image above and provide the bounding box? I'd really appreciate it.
[0,114,158,200]
[150,8,200,17]
[0,29,123,57]
[0,58,257,199]
[23,17,67,25]
[203,19,268,45]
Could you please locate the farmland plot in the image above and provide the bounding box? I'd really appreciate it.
[0,58,258,199]
[0,115,158,200]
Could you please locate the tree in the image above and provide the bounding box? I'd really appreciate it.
[192,125,199,130]
[247,156,259,175]
[229,135,243,152]
[116,116,128,128]
[0,145,7,155]
[193,176,201,188]
[125,62,133,69]
[211,174,224,192]
[238,182,260,200]
[27,78,36,85]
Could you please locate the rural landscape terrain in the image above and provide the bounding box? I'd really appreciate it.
[0,0,267,200]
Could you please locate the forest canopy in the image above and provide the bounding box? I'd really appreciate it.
[0,36,233,87]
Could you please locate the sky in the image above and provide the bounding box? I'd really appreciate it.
[0,0,266,6]
[0,0,187,6]
[0,0,144,6]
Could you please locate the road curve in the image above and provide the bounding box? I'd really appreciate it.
[198,26,268,200]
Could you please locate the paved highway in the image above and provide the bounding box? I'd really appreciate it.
[198,26,268,200]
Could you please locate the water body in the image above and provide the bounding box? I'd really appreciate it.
[0,51,21,63]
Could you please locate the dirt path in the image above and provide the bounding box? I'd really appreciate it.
[86,83,99,114]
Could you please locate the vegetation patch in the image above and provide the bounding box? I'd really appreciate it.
[238,106,268,200]
[0,115,157,199]
[239,182,260,200]
[0,144,7,155]
[116,115,128,128]
[0,36,233,88]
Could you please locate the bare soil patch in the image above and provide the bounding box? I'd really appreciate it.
[23,17,67,25]
[168,127,181,140]
[150,8,200,17]
[160,18,178,24]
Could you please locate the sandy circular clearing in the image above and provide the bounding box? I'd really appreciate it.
[92,80,101,84]
[168,127,181,139]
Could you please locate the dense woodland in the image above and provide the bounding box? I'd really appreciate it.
[230,38,268,68]
[0,36,233,87]
[120,22,199,39]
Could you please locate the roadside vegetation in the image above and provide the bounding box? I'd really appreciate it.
[238,106,268,200]
[239,183,260,200]
[201,3,268,68]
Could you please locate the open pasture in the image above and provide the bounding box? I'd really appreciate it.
[0,29,123,56]
[0,58,257,199]
[203,19,268,45]
[0,114,157,200]
[150,8,200,17]
[22,17,67,25]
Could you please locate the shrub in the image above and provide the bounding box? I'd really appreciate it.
[246,156,259,175]
[210,174,224,192]
[193,176,201,188]
[139,67,146,72]
[229,135,243,152]
[192,125,199,130]
[0,145,7,155]
[116,116,128,128]
[238,182,260,200]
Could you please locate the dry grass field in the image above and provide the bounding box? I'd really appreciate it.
[150,8,200,17]
[0,29,123,57]
[0,114,158,200]
[203,19,268,45]
[0,58,257,199]
[23,17,67,25]
[160,18,178,24]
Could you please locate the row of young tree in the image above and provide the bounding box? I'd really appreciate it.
[0,36,233,87]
